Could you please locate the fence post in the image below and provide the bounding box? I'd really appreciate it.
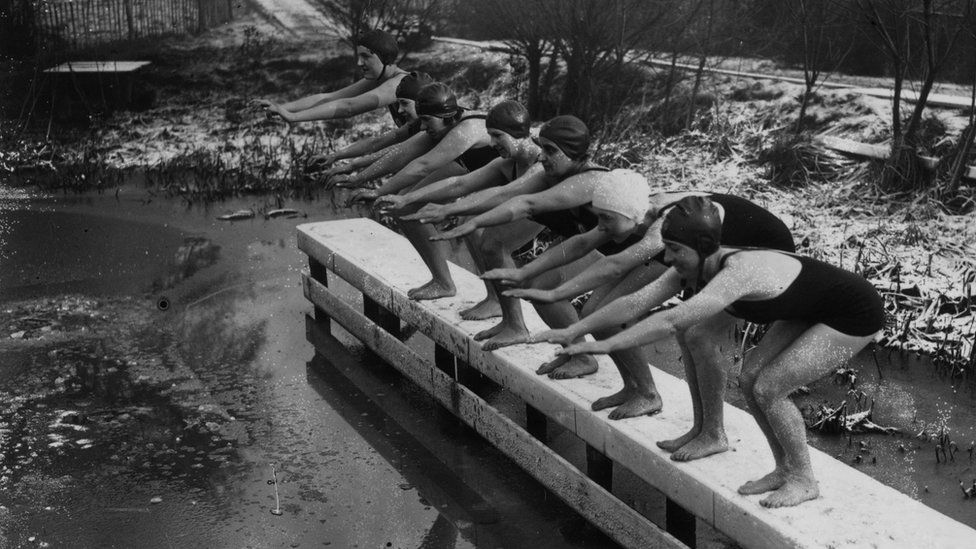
[123,0,134,40]
[196,0,204,33]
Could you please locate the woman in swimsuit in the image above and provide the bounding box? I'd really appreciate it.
[257,29,409,124]
[374,100,546,320]
[347,82,499,300]
[531,196,883,508]
[489,178,794,428]
[312,71,434,179]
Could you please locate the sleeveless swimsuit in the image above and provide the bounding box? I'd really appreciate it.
[647,193,795,264]
[715,250,884,337]
[452,114,500,171]
[530,165,610,240]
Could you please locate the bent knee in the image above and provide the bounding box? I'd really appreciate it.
[752,376,789,407]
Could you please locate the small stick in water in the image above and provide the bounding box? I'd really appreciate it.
[270,463,283,515]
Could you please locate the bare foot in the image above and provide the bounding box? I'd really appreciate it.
[760,477,819,508]
[474,322,504,341]
[459,297,502,320]
[408,280,456,301]
[657,429,699,452]
[592,388,631,411]
[607,393,663,420]
[670,432,728,461]
[481,325,530,351]
[738,469,787,495]
[549,355,598,379]
[536,355,570,375]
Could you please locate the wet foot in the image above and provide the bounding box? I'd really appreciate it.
[656,429,699,452]
[670,432,729,461]
[591,388,631,411]
[738,469,787,495]
[607,393,663,420]
[548,355,598,379]
[459,298,502,321]
[536,354,570,375]
[481,325,530,351]
[760,477,819,508]
[408,280,456,301]
[474,322,504,341]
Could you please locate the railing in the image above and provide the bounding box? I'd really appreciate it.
[28,0,234,51]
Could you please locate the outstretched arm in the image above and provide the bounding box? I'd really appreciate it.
[488,229,610,293]
[529,268,686,346]
[399,158,510,207]
[369,121,485,198]
[527,219,666,302]
[401,165,547,224]
[559,263,758,355]
[431,175,594,240]
[341,133,436,187]
[328,123,413,164]
[273,79,376,112]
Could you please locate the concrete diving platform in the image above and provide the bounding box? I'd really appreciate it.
[298,218,975,549]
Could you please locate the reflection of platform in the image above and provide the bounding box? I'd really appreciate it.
[298,218,976,549]
[43,61,152,116]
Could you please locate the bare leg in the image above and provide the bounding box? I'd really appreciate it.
[473,220,544,350]
[748,323,875,508]
[531,252,603,378]
[395,164,467,301]
[399,219,457,300]
[584,263,667,418]
[736,321,810,495]
[666,313,736,461]
[459,228,502,320]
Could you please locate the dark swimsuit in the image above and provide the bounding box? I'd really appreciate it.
[647,193,795,265]
[452,114,500,171]
[713,250,884,337]
[530,165,610,240]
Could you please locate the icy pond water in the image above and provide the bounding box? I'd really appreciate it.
[1,184,974,548]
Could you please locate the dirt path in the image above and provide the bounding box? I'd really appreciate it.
[246,0,336,37]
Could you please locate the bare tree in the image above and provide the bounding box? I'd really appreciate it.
[857,0,972,191]
[784,0,854,133]
[456,0,552,117]
[313,0,442,62]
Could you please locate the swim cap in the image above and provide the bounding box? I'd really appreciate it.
[358,29,399,65]
[395,71,435,100]
[415,82,461,118]
[661,195,722,257]
[536,115,589,160]
[486,100,531,138]
[591,169,650,222]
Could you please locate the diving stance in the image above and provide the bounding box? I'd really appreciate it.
[531,196,883,507]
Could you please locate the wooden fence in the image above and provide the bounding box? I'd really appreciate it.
[29,0,234,51]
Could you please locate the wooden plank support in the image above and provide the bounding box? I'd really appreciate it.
[667,498,697,549]
[363,296,399,338]
[302,272,683,549]
[585,443,613,492]
[525,404,547,442]
[307,256,330,330]
[299,219,976,549]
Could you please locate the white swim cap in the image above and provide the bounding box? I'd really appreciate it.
[591,169,650,222]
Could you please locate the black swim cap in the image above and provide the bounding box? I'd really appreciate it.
[661,196,722,257]
[395,71,435,100]
[358,29,399,65]
[486,100,531,138]
[536,115,589,160]
[415,82,461,118]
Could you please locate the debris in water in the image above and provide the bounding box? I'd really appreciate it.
[150,496,162,504]
[264,208,306,219]
[270,463,283,515]
[805,398,901,435]
[216,209,255,221]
